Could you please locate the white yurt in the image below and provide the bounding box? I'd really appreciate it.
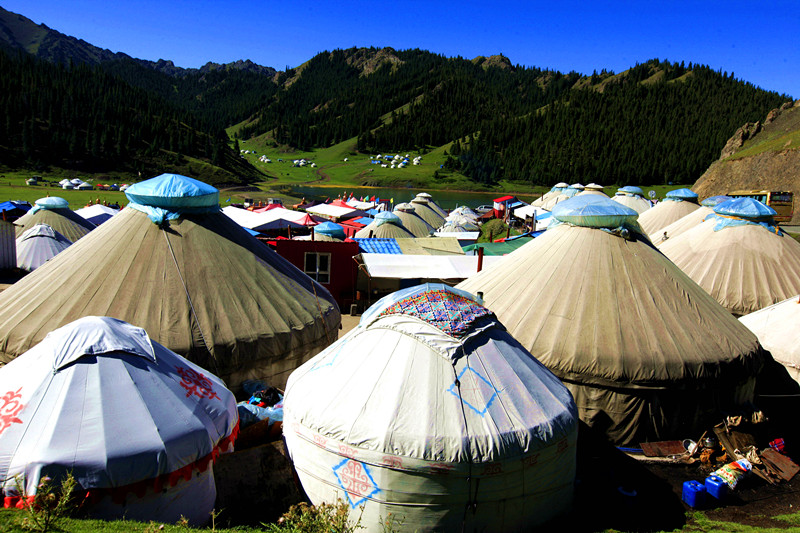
[653,195,731,246]
[13,197,95,242]
[740,295,800,386]
[457,195,765,446]
[611,186,652,214]
[659,197,800,317]
[541,185,582,211]
[354,212,414,239]
[393,203,435,237]
[284,284,578,531]
[0,174,340,391]
[0,316,238,525]
[15,223,72,272]
[531,183,569,208]
[636,188,699,238]
[578,183,607,197]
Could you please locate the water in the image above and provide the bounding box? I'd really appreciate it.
[290,185,543,210]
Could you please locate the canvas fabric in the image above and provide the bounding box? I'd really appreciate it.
[637,199,701,238]
[659,219,800,316]
[652,206,714,246]
[409,199,445,228]
[13,207,95,242]
[0,207,340,390]
[457,224,765,446]
[740,296,800,386]
[392,208,435,237]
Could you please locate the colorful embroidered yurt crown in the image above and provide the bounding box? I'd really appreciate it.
[376,289,492,337]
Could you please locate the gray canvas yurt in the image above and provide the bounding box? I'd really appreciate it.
[457,195,765,446]
[659,197,800,317]
[354,212,414,239]
[653,195,731,246]
[415,192,448,219]
[284,284,578,531]
[15,224,72,272]
[636,188,699,238]
[13,197,95,242]
[0,174,340,391]
[393,203,435,237]
[410,197,446,229]
[611,186,652,214]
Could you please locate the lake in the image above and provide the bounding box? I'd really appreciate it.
[289,185,545,210]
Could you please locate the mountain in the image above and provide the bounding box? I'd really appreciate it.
[693,100,800,223]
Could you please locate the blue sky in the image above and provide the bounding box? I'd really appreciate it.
[4,0,798,97]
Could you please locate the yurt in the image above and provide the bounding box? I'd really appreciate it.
[0,316,238,526]
[541,185,582,211]
[653,195,731,246]
[284,284,578,531]
[13,197,95,242]
[0,173,340,391]
[354,212,414,239]
[15,224,72,272]
[410,196,446,229]
[637,188,699,238]
[611,186,652,214]
[0,220,14,270]
[457,195,765,446]
[531,183,569,207]
[393,203,435,237]
[658,197,800,317]
[740,295,800,386]
[415,192,448,219]
[74,203,120,225]
[578,183,607,197]
[294,221,345,242]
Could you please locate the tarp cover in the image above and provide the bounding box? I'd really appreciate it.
[285,284,578,531]
[701,195,732,207]
[29,197,69,214]
[15,224,72,272]
[0,206,340,391]
[126,174,220,224]
[551,195,639,230]
[618,186,644,195]
[665,188,698,201]
[659,214,800,316]
[0,316,238,525]
[315,221,346,240]
[457,221,765,445]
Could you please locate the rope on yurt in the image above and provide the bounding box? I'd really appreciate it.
[451,357,478,532]
[162,228,213,359]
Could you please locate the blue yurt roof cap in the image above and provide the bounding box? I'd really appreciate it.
[124,173,219,224]
[666,188,698,200]
[551,195,639,229]
[701,195,732,207]
[713,197,776,219]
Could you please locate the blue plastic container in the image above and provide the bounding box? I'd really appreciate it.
[682,480,707,508]
[705,475,729,500]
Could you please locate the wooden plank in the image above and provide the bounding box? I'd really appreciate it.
[640,440,686,457]
[761,448,800,481]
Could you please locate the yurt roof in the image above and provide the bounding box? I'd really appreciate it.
[701,195,732,207]
[0,174,340,390]
[457,196,763,389]
[658,207,800,316]
[652,206,714,246]
[0,316,237,521]
[13,197,95,242]
[611,193,652,214]
[392,206,435,237]
[665,188,698,201]
[15,223,72,272]
[285,284,577,464]
[637,196,701,237]
[739,295,800,376]
[617,186,644,195]
[354,212,414,239]
[314,221,346,240]
[409,198,446,228]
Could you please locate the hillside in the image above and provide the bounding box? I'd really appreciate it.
[693,100,800,223]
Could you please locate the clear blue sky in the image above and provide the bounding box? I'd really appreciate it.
[4,0,798,97]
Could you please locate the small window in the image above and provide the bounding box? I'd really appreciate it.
[304,252,331,284]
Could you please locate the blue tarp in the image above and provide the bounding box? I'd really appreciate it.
[701,195,732,207]
[0,201,31,214]
[125,173,220,224]
[374,211,402,227]
[665,188,698,201]
[354,238,402,254]
[708,197,781,234]
[617,186,644,196]
[30,197,69,215]
[551,195,639,229]
[315,221,346,240]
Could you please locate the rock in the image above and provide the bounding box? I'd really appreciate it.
[720,122,761,159]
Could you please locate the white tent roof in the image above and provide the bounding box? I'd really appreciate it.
[305,203,363,220]
[284,284,577,531]
[74,204,120,225]
[612,193,652,214]
[360,253,500,280]
[0,316,238,525]
[740,295,800,384]
[637,198,700,238]
[15,223,72,272]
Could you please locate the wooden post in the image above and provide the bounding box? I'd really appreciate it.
[477,246,484,272]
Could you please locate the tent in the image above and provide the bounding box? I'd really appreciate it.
[415,192,448,219]
[457,195,765,446]
[393,203,435,237]
[652,195,732,246]
[577,183,607,197]
[13,197,95,242]
[611,186,652,214]
[531,183,569,208]
[15,224,72,272]
[410,197,446,229]
[740,295,800,386]
[658,197,800,316]
[354,212,414,239]
[0,316,238,526]
[0,173,340,391]
[74,204,120,226]
[636,188,699,238]
[284,284,578,531]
